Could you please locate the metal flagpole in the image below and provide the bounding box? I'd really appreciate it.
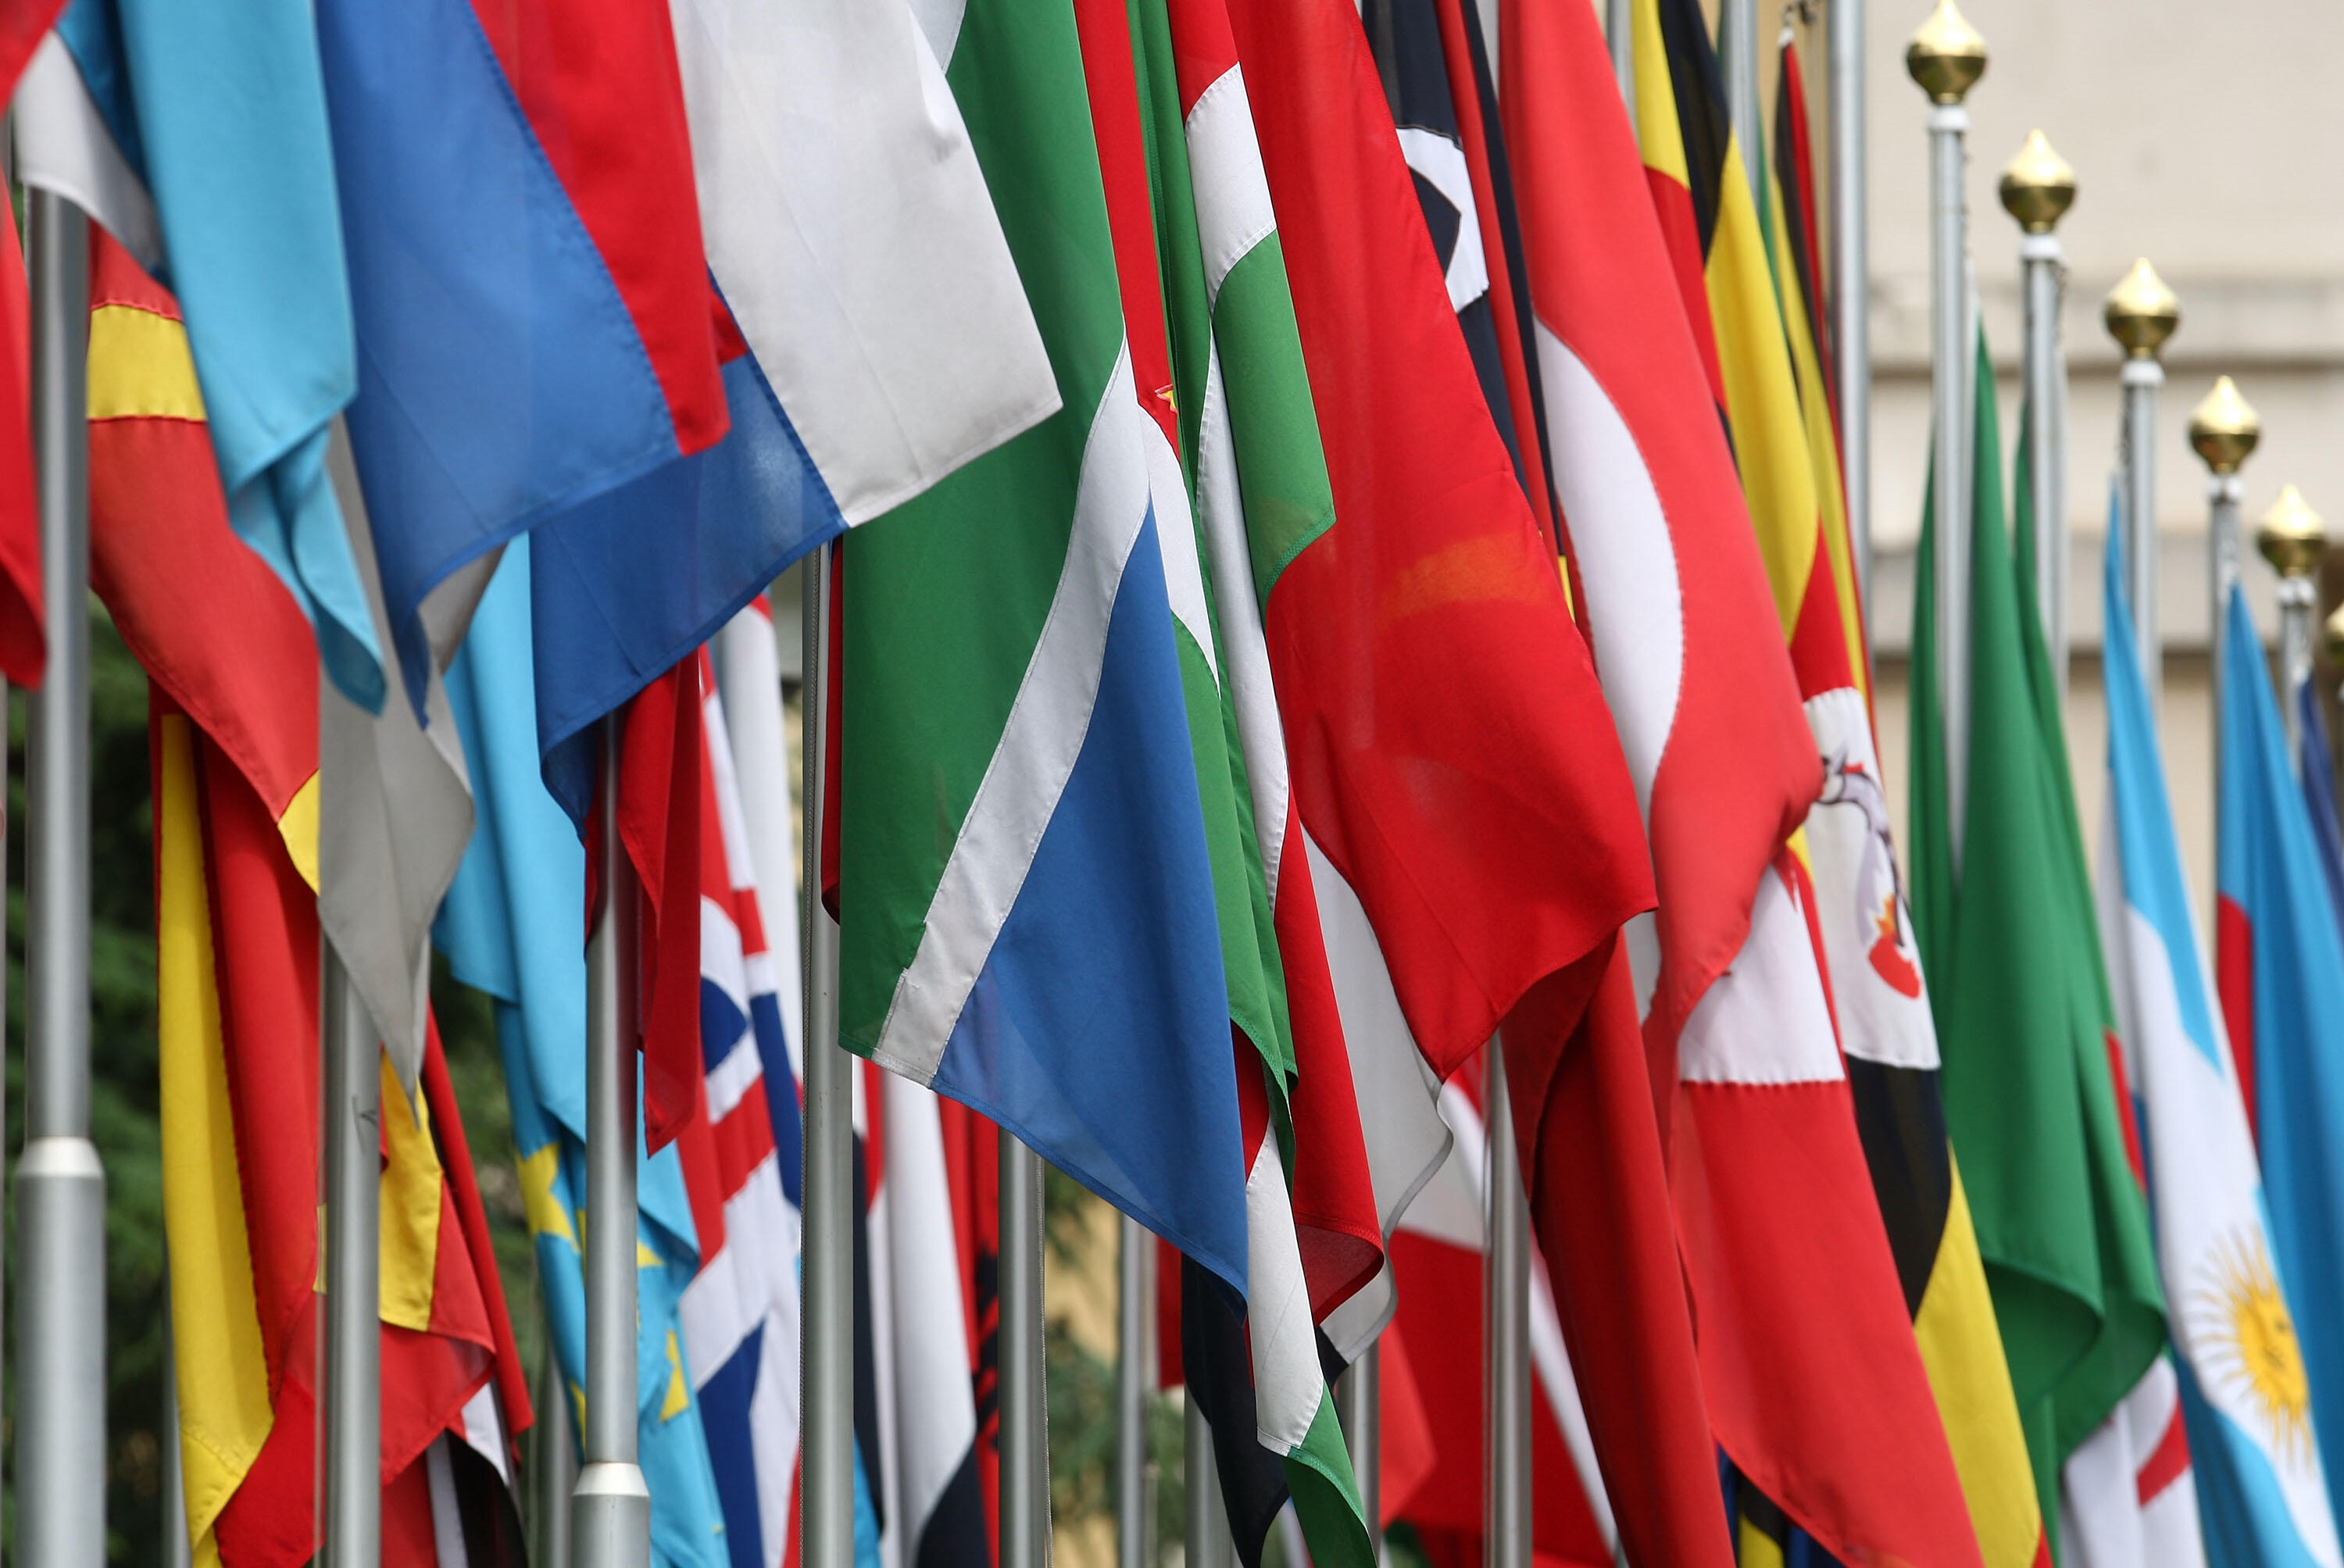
[1606,0,1633,123]
[161,1255,191,1568]
[1184,1395,1234,1568]
[20,184,106,1568]
[534,1344,577,1568]
[1719,0,1762,209]
[1483,1045,1529,1568]
[2258,487,2327,759]
[1906,2,1984,863]
[1338,1346,1381,1557]
[2190,379,2260,802]
[2105,259,2180,709]
[2000,130,2077,704]
[323,953,382,1568]
[1001,1134,1049,1568]
[573,716,652,1568]
[801,542,856,1568]
[1117,1215,1156,1568]
[1828,0,1870,618]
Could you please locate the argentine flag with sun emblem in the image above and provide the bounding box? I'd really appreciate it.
[2099,526,2339,1567]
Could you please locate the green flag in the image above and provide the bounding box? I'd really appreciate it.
[1908,329,2166,1547]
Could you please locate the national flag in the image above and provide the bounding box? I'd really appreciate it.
[713,600,803,1080]
[0,186,42,688]
[438,545,731,1568]
[17,0,386,709]
[2294,679,2344,943]
[670,654,805,1568]
[1388,1059,1616,1566]
[98,250,525,1563]
[1125,0,1413,1363]
[1219,0,1725,1563]
[935,1099,1006,1555]
[2098,520,2339,1566]
[1910,334,2167,1540]
[2216,553,2344,1528]
[1077,0,1376,1553]
[834,0,1250,1309]
[1515,2,1976,1560]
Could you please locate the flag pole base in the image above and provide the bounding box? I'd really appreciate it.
[16,1135,108,1568]
[570,1462,652,1568]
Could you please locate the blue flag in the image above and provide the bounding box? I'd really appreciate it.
[2293,679,2344,938]
[2217,580,2344,1545]
[436,541,729,1568]
[20,0,382,710]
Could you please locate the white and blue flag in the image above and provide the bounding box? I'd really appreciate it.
[2098,523,2341,1568]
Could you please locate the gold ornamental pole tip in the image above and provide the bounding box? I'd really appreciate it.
[1999,130,2077,233]
[2104,258,2181,360]
[2324,599,2344,666]
[2189,377,2261,475]
[1906,0,1986,105]
[2258,484,2328,580]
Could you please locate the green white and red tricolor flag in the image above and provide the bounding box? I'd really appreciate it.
[1076,0,1380,1559]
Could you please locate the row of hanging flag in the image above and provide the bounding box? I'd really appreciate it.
[0,0,2341,1561]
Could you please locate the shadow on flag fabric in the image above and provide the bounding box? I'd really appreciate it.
[2217,565,2344,1531]
[437,545,731,1568]
[835,0,1249,1298]
[18,0,384,709]
[1910,334,2168,1544]
[2099,524,2339,1567]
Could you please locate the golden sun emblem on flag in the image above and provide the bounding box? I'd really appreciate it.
[2192,1229,2314,1463]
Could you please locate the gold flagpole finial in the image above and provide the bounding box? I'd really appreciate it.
[2259,485,2328,580]
[2323,599,2344,667]
[1999,130,2076,233]
[2105,259,2181,360]
[2189,377,2261,476]
[1906,0,1986,104]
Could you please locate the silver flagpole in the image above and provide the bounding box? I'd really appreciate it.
[1719,0,1762,209]
[573,716,651,1568]
[2105,259,2180,709]
[322,952,382,1568]
[1483,1045,1529,1568]
[2258,487,2327,760]
[1828,0,1870,618]
[2000,131,2076,703]
[1338,1345,1381,1558]
[1000,1134,1049,1568]
[1606,0,1633,122]
[20,184,105,1568]
[2190,379,2260,802]
[1117,1216,1156,1568]
[1906,2,1985,863]
[1184,1395,1234,1568]
[534,1343,577,1568]
[801,542,856,1568]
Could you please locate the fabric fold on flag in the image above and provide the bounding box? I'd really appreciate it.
[2099,523,2338,1568]
[21,0,384,709]
[0,189,42,688]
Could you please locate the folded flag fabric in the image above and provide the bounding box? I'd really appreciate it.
[713,599,803,1080]
[438,545,731,1568]
[836,0,1249,1296]
[1911,340,2167,1541]
[308,0,734,720]
[2099,521,2339,1567]
[2217,561,2344,1527]
[20,0,384,709]
[1127,0,1409,1361]
[97,259,525,1560]
[2294,678,2344,945]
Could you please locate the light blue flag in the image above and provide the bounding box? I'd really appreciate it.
[18,0,384,711]
[2219,572,2344,1548]
[436,539,727,1568]
[2100,523,2340,1567]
